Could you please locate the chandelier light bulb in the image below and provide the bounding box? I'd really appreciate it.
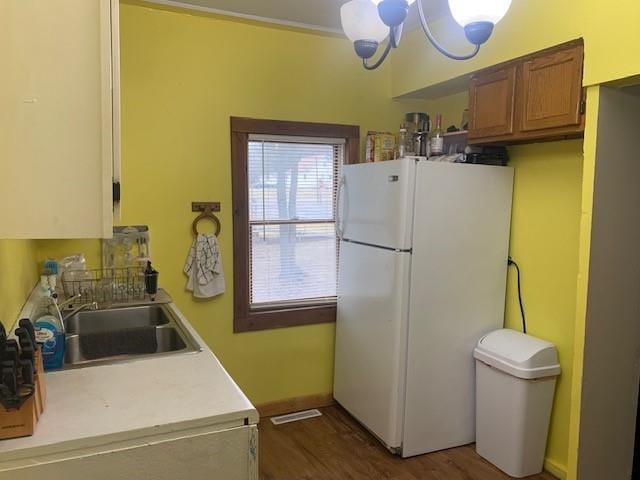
[340,0,390,43]
[447,0,512,27]
[370,0,417,5]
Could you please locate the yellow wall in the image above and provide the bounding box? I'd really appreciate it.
[35,239,102,269]
[423,89,583,477]
[424,91,469,131]
[390,0,640,97]
[9,3,636,477]
[27,1,620,475]
[566,85,600,480]
[398,5,640,476]
[505,140,583,477]
[390,0,584,98]
[0,240,38,329]
[583,2,640,86]
[37,0,425,405]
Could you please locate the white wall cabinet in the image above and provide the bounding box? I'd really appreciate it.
[0,0,120,239]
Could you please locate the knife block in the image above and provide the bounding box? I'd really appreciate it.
[0,348,47,440]
[0,395,37,440]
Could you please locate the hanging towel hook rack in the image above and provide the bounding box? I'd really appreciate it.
[192,202,221,237]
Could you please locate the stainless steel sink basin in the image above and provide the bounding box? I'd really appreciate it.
[65,305,171,335]
[62,304,200,369]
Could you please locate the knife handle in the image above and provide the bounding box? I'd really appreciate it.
[3,345,19,364]
[20,346,35,365]
[15,328,31,349]
[17,331,34,353]
[2,367,17,395]
[5,339,19,354]
[0,329,5,360]
[19,360,34,386]
[18,319,36,346]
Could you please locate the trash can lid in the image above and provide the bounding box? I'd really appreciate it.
[474,329,561,380]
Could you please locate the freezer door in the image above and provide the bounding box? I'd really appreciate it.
[337,158,416,250]
[334,240,411,449]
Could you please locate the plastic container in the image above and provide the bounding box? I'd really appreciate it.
[34,315,65,370]
[473,329,561,478]
[144,261,159,300]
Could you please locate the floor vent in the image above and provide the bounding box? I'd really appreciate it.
[270,409,323,425]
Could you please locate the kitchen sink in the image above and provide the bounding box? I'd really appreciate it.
[62,304,200,369]
[65,305,171,335]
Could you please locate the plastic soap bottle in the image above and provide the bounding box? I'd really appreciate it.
[34,314,65,370]
[34,281,65,370]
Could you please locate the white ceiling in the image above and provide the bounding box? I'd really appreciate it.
[147,0,452,33]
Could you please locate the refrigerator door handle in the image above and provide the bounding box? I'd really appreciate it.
[335,174,345,240]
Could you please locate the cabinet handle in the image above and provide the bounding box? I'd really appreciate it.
[112,182,121,204]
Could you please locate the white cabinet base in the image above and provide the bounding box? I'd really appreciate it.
[2,425,258,480]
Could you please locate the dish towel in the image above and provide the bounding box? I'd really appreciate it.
[184,233,225,298]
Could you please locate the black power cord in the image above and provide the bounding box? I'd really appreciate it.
[508,257,527,334]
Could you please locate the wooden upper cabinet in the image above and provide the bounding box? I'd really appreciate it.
[468,66,517,139]
[468,40,585,145]
[519,44,584,132]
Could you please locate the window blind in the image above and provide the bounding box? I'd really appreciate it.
[247,136,344,309]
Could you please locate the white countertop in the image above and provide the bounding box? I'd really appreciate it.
[0,293,258,467]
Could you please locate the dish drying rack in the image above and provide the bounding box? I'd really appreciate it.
[61,267,153,304]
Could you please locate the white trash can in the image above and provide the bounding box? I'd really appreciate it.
[474,329,561,478]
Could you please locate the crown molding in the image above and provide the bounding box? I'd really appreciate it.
[140,0,345,35]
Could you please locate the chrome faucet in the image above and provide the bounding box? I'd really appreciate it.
[40,295,98,334]
[58,302,99,334]
[61,302,99,323]
[55,293,82,310]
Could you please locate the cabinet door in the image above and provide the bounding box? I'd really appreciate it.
[5,425,259,480]
[468,65,517,139]
[0,0,117,239]
[519,44,583,132]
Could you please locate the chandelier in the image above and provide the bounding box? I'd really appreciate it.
[340,0,512,69]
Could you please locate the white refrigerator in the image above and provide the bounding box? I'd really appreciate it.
[334,158,514,457]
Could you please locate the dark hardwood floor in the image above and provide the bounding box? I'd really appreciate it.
[259,405,557,480]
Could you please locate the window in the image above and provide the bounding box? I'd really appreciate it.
[248,136,343,306]
[231,118,359,332]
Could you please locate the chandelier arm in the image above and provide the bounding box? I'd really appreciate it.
[390,24,402,48]
[362,35,394,70]
[417,0,480,61]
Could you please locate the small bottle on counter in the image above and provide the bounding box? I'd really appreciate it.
[430,114,444,156]
[396,125,408,159]
[144,261,159,301]
[460,109,470,131]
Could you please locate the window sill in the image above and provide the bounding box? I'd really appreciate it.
[234,304,336,333]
